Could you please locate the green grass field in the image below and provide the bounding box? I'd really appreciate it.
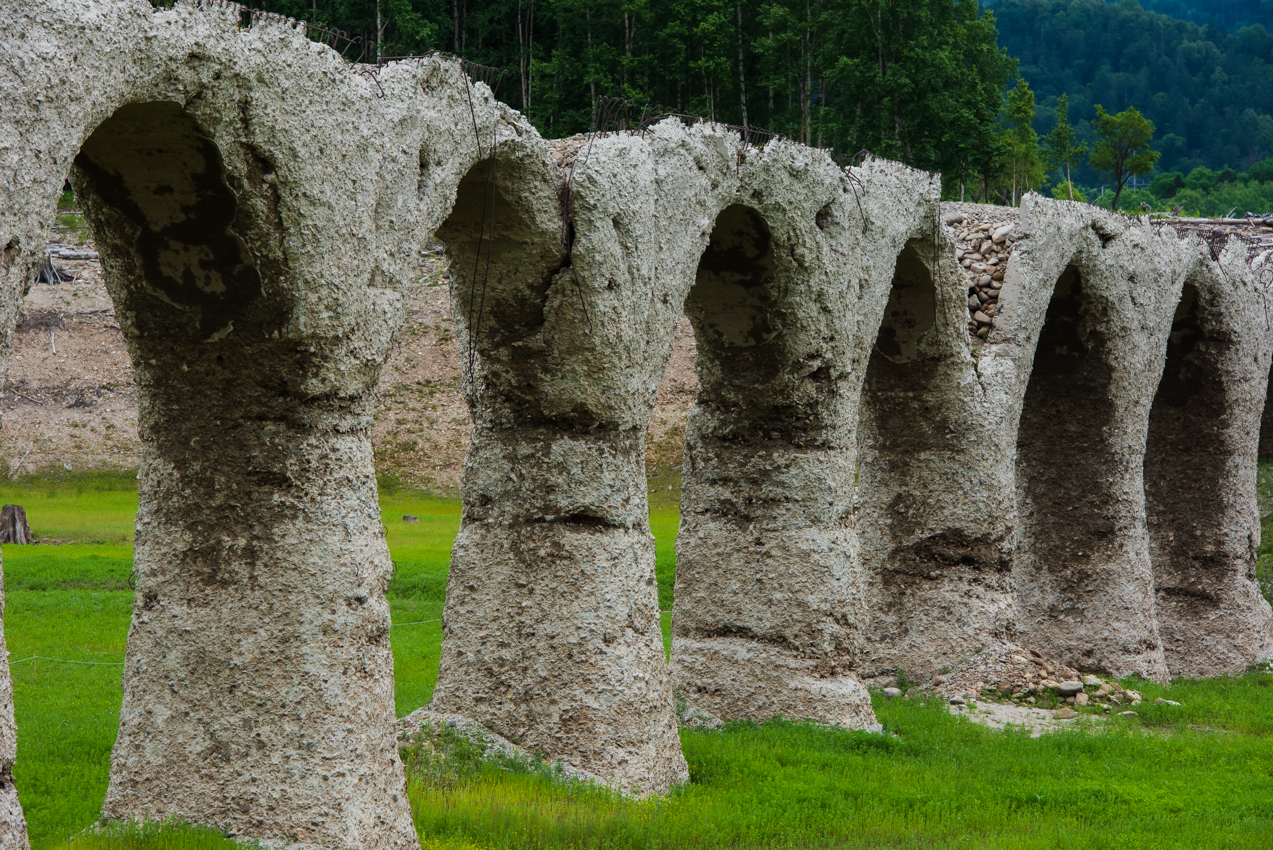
[3,469,1273,850]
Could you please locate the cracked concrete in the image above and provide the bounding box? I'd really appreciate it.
[976,197,1273,681]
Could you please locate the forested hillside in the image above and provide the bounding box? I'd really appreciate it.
[1137,0,1273,29]
[189,0,1273,205]
[990,0,1273,180]
[240,0,1015,184]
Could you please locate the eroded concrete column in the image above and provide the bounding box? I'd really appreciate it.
[670,154,936,725]
[0,563,29,850]
[980,197,1182,681]
[1144,244,1273,676]
[3,0,554,841]
[856,229,1015,684]
[430,127,689,794]
[72,99,415,848]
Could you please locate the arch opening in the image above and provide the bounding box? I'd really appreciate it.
[1144,282,1271,675]
[1144,284,1221,610]
[435,158,558,355]
[871,244,936,365]
[74,101,267,339]
[856,242,1012,682]
[670,203,873,729]
[1014,264,1121,668]
[685,203,786,398]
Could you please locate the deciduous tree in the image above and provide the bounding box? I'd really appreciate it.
[1090,105,1160,211]
[1042,93,1087,201]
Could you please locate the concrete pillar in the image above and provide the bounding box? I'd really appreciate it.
[1144,244,1273,676]
[669,154,937,724]
[70,99,416,850]
[2,2,535,842]
[0,562,30,850]
[981,197,1179,681]
[671,201,874,727]
[429,128,689,795]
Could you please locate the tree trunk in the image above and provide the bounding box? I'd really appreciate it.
[0,505,32,544]
[36,255,73,284]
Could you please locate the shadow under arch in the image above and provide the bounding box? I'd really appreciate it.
[64,100,417,848]
[1145,278,1273,676]
[1014,263,1125,670]
[669,203,874,729]
[434,153,565,364]
[856,241,1014,682]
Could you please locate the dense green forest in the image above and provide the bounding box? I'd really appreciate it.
[1136,0,1273,29]
[197,0,1273,209]
[991,0,1273,181]
[245,0,1015,189]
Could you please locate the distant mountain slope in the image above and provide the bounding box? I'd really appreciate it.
[987,0,1273,181]
[1139,0,1273,30]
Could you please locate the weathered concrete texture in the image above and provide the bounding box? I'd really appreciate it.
[0,561,30,850]
[1,0,542,845]
[980,196,1190,682]
[856,220,1016,684]
[429,126,688,793]
[1144,245,1273,676]
[670,154,936,726]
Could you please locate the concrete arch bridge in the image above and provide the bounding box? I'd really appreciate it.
[1,2,1270,847]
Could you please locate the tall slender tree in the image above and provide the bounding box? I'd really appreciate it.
[1003,77,1044,205]
[1091,104,1160,211]
[1042,93,1088,201]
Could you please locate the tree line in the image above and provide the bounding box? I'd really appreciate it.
[153,0,1273,212]
[991,0,1273,181]
[240,0,1025,193]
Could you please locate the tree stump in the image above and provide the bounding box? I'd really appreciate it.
[36,255,74,284]
[0,505,32,544]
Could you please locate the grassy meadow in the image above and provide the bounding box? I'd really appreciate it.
[2,468,1273,850]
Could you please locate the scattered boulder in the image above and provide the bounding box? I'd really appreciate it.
[922,641,1148,714]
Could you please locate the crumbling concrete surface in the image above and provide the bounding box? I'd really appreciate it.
[973,196,1271,681]
[429,122,704,793]
[856,210,1016,685]
[668,152,936,728]
[0,0,544,845]
[978,198,1180,681]
[0,563,29,850]
[1143,245,1273,676]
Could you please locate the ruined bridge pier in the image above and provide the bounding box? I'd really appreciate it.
[1,1,542,846]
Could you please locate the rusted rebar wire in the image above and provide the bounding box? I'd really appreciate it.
[460,70,507,376]
[179,0,373,63]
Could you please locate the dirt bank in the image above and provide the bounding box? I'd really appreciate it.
[1,245,699,492]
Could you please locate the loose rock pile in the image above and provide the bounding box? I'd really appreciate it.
[943,209,1019,339]
[925,642,1146,713]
